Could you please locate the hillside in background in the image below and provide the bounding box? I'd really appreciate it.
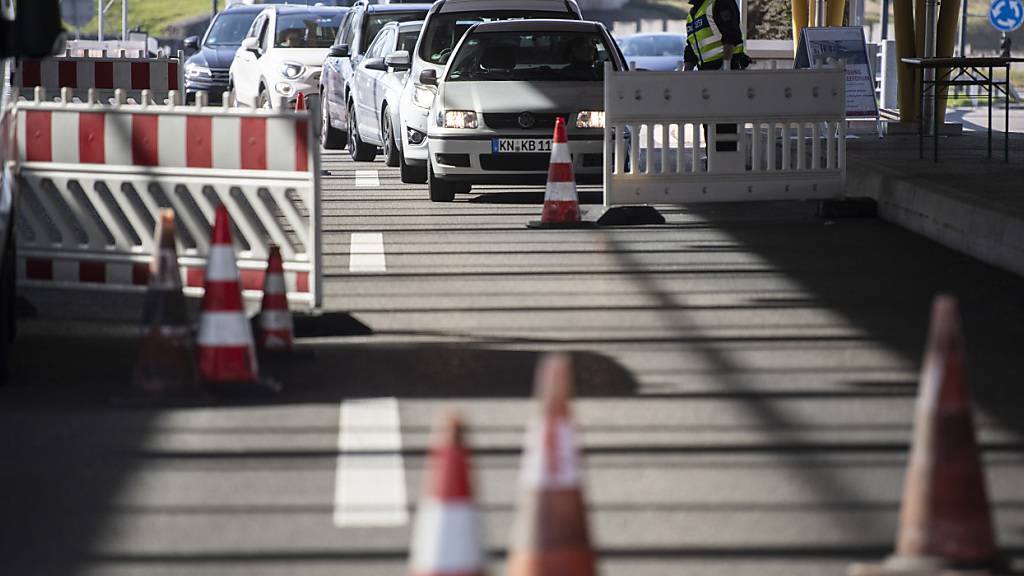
[63,0,210,38]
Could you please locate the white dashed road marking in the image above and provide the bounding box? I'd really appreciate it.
[333,398,408,527]
[355,169,380,187]
[349,232,386,272]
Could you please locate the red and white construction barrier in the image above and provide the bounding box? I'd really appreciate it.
[15,54,184,104]
[13,97,323,309]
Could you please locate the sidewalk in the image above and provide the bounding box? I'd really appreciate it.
[846,108,1024,278]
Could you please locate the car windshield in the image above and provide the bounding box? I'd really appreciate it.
[275,12,345,48]
[446,30,612,82]
[619,35,685,57]
[420,11,576,65]
[204,12,260,47]
[363,12,429,52]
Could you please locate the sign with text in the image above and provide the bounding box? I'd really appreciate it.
[795,27,879,119]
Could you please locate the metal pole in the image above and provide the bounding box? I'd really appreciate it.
[212,0,218,18]
[957,0,967,56]
[922,0,937,133]
[815,0,826,27]
[98,0,104,42]
[881,0,890,40]
[740,0,748,40]
[122,0,128,41]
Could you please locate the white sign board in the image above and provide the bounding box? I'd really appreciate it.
[795,27,879,120]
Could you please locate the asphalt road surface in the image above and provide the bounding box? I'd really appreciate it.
[2,151,1024,576]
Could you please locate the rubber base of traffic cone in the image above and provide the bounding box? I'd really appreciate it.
[592,205,666,227]
[818,197,878,219]
[526,219,596,229]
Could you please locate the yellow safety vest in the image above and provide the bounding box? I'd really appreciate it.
[686,0,745,66]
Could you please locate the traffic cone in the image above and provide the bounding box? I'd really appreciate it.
[409,413,487,576]
[127,209,206,401]
[849,295,1001,576]
[506,354,595,576]
[295,92,306,111]
[196,204,262,389]
[527,117,594,229]
[258,245,293,351]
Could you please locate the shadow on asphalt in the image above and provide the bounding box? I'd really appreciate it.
[467,190,603,204]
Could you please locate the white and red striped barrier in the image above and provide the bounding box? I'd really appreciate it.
[14,54,184,104]
[13,96,323,310]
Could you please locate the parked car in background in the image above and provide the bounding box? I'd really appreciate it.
[616,32,686,71]
[426,19,626,201]
[346,20,423,165]
[183,4,264,104]
[320,1,431,149]
[229,4,346,109]
[398,0,584,184]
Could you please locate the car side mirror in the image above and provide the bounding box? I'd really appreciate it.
[419,69,437,86]
[184,36,200,51]
[330,43,349,58]
[384,50,410,70]
[241,37,260,55]
[363,57,387,71]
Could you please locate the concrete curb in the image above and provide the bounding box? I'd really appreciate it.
[847,158,1024,278]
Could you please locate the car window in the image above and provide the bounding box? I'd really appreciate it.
[396,28,419,54]
[275,12,345,48]
[366,28,393,59]
[205,11,260,47]
[259,16,272,52]
[339,10,359,47]
[446,30,614,82]
[420,11,577,65]
[246,14,265,40]
[334,12,353,45]
[361,11,428,53]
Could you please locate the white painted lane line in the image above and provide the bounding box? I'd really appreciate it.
[349,232,387,273]
[333,397,409,527]
[355,169,380,187]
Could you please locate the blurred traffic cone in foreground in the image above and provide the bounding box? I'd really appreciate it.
[295,92,306,111]
[196,204,262,390]
[849,295,1001,576]
[258,245,293,351]
[507,354,595,576]
[528,117,592,229]
[128,209,205,400]
[409,413,487,576]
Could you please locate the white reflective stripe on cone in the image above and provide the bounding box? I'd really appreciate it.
[264,273,287,295]
[544,180,578,201]
[411,501,485,573]
[197,311,253,346]
[260,309,292,331]
[519,419,582,489]
[550,141,571,164]
[205,245,240,282]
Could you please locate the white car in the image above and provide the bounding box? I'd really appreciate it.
[347,20,423,165]
[229,5,346,109]
[425,19,627,202]
[397,0,584,184]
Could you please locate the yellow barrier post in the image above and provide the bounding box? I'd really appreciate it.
[935,0,963,124]
[793,0,810,54]
[894,0,920,121]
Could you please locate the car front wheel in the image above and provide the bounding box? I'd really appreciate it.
[427,162,456,202]
[381,108,400,167]
[347,102,378,162]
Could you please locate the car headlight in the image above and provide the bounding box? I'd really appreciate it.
[281,61,305,80]
[186,64,210,78]
[439,110,478,129]
[276,82,295,95]
[576,110,605,129]
[412,84,436,109]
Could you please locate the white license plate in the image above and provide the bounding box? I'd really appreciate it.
[491,138,552,154]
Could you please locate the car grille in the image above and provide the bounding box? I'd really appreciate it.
[209,68,230,82]
[479,153,551,171]
[483,112,571,130]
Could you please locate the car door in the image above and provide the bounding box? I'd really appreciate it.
[233,14,266,106]
[340,9,363,104]
[358,28,392,144]
[324,11,353,119]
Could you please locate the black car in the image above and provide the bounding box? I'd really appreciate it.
[183,5,264,103]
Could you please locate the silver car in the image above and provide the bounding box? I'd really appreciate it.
[425,19,627,202]
[347,20,423,165]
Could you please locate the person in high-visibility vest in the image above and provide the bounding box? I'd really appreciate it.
[683,0,749,71]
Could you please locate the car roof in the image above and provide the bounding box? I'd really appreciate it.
[396,20,425,31]
[467,19,602,33]
[260,5,346,15]
[222,4,267,13]
[438,0,579,14]
[619,32,685,38]
[366,3,433,13]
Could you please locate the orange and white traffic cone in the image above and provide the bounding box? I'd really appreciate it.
[196,204,261,389]
[127,209,206,401]
[506,354,595,576]
[849,295,1002,576]
[409,413,487,576]
[528,117,593,229]
[258,245,293,351]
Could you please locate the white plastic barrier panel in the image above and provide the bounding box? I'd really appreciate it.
[14,54,184,104]
[13,94,323,310]
[603,64,847,206]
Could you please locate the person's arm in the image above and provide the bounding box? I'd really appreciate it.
[713,0,742,69]
[683,42,698,70]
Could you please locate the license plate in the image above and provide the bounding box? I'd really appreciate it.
[491,138,552,154]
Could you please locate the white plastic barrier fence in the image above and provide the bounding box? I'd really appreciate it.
[13,92,323,309]
[603,64,847,206]
[14,53,184,104]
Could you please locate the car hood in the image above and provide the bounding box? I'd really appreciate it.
[266,48,330,68]
[187,45,241,70]
[438,81,603,113]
